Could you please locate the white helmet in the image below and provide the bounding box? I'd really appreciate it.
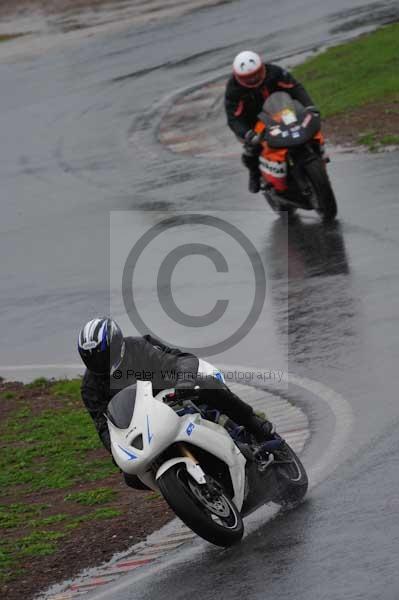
[233,51,266,88]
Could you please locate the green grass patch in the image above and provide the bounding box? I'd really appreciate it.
[0,530,66,583]
[64,488,117,505]
[358,131,376,146]
[0,401,115,492]
[357,131,379,150]
[0,503,51,529]
[0,377,127,588]
[26,376,49,389]
[355,131,399,150]
[27,514,68,528]
[293,23,399,117]
[86,507,122,520]
[63,507,122,530]
[16,530,65,557]
[51,378,81,401]
[1,391,16,399]
[380,134,399,145]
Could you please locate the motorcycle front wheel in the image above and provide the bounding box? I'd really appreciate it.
[264,190,297,218]
[158,465,244,547]
[304,157,337,222]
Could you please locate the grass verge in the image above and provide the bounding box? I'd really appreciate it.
[0,377,110,585]
[0,376,173,599]
[293,22,399,149]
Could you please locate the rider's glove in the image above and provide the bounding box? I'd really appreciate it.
[244,129,262,147]
[306,105,321,117]
[174,386,200,401]
[164,387,200,406]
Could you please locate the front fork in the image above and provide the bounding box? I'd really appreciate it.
[178,443,198,463]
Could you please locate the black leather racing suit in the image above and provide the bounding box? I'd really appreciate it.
[225,63,314,140]
[225,63,315,178]
[81,335,255,454]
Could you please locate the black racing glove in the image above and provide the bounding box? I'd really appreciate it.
[163,387,200,411]
[174,387,200,401]
[244,129,262,148]
[305,105,321,117]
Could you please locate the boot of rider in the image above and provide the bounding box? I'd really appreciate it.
[248,169,261,193]
[245,414,276,443]
[242,152,261,194]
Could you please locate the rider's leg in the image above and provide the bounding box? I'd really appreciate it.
[199,378,275,442]
[242,146,261,194]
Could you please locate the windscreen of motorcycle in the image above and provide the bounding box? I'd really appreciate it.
[107,384,137,428]
[263,92,299,125]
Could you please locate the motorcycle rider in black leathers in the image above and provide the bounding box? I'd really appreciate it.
[225,50,319,193]
[78,317,277,489]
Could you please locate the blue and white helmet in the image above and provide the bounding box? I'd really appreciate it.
[78,317,125,374]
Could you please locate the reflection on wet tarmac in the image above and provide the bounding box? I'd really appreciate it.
[277,218,350,279]
[266,217,358,366]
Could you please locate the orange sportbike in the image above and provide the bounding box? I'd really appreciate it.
[254,92,337,221]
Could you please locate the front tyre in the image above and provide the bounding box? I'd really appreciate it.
[264,190,297,218]
[158,465,244,547]
[304,157,337,222]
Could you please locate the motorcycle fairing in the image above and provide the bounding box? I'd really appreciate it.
[257,110,321,148]
[107,381,247,510]
[256,91,321,148]
[254,92,325,193]
[257,146,288,192]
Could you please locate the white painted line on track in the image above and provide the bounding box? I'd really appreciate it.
[288,373,354,489]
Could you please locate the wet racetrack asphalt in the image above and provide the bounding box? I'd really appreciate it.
[1,0,399,598]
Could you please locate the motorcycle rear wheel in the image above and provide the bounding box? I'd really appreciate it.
[304,157,337,222]
[158,465,244,547]
[272,442,308,508]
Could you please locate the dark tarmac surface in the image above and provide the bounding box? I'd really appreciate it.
[1,0,399,598]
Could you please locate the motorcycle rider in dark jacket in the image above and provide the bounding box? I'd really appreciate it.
[225,50,319,193]
[78,317,277,489]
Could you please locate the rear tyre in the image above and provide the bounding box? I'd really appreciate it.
[304,158,337,222]
[272,442,308,508]
[158,465,243,547]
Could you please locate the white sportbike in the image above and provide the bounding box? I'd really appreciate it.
[107,361,308,547]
